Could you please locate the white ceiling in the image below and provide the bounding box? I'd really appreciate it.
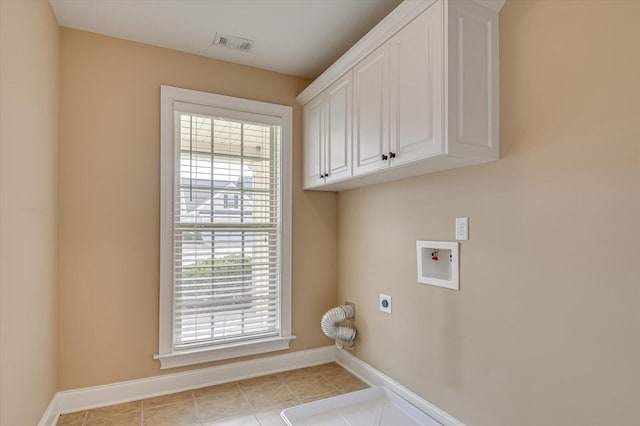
[49,0,403,79]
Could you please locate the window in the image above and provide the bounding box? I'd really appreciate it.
[156,86,293,369]
[223,193,239,210]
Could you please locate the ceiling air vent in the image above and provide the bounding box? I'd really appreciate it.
[213,33,254,53]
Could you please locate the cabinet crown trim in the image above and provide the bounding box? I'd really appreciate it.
[296,0,504,105]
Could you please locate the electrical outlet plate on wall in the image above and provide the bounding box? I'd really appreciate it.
[455,217,468,240]
[379,294,392,314]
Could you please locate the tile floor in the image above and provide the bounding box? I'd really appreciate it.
[56,362,368,426]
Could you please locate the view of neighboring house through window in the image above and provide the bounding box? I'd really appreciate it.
[158,86,292,367]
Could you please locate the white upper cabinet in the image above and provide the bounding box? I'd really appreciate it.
[389,0,444,166]
[303,95,324,189]
[446,0,500,160]
[325,72,352,184]
[353,44,389,176]
[303,71,352,189]
[298,0,504,191]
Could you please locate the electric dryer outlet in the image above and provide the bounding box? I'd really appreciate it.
[379,294,392,314]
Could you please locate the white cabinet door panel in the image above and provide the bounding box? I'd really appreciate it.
[303,97,324,189]
[325,72,352,183]
[353,45,389,176]
[389,0,444,166]
[446,0,499,160]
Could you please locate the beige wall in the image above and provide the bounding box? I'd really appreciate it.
[0,1,60,424]
[337,1,640,425]
[58,28,337,390]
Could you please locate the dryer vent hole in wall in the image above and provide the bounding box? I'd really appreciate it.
[321,304,356,349]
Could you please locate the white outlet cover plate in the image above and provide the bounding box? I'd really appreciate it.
[379,294,392,314]
[456,217,468,240]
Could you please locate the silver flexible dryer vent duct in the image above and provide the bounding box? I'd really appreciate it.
[321,305,356,349]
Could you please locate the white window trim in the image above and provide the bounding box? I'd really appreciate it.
[155,85,294,369]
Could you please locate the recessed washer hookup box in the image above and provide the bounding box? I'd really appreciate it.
[416,240,459,291]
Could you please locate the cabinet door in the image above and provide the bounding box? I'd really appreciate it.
[325,71,352,184]
[353,44,389,176]
[303,96,325,189]
[389,0,444,166]
[446,0,499,160]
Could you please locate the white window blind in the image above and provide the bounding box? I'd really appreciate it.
[158,86,292,369]
[173,107,282,351]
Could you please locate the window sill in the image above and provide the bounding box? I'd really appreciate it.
[154,335,296,370]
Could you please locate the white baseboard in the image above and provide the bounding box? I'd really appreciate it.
[40,345,463,426]
[55,345,334,417]
[37,394,59,426]
[336,350,465,426]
